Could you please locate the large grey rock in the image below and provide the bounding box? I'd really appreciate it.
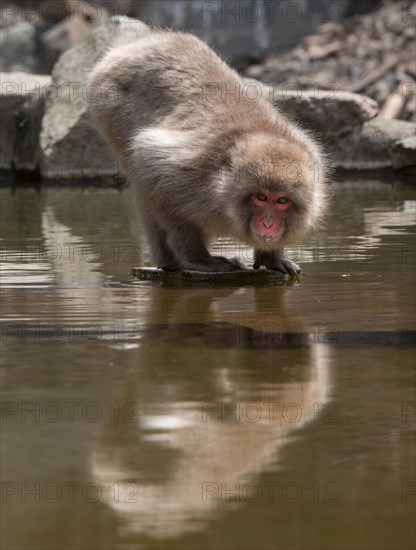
[0,22,37,73]
[269,88,379,132]
[0,72,52,171]
[40,16,149,180]
[329,119,416,170]
[390,137,416,170]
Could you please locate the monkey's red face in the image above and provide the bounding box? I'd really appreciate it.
[249,190,292,244]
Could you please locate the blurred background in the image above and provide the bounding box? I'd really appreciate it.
[1,0,414,121]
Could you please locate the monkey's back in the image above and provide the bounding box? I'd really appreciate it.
[90,30,278,143]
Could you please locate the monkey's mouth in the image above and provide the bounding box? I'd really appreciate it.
[252,227,285,246]
[258,234,276,244]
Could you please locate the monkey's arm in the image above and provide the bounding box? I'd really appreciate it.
[253,249,302,275]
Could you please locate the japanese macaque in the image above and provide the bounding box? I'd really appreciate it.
[89,27,327,273]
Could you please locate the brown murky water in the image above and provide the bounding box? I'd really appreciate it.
[1,180,415,550]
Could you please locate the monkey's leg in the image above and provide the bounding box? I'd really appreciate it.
[166,223,243,272]
[140,213,178,269]
[253,249,302,275]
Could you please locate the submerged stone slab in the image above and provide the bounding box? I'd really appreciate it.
[132,267,295,287]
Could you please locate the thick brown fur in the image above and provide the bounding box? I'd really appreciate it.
[89,28,327,273]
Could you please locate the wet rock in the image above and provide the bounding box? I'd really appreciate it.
[40,16,149,180]
[329,119,416,170]
[269,88,379,132]
[132,267,292,287]
[0,72,51,171]
[389,137,416,170]
[0,21,37,73]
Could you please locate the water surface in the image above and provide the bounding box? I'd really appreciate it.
[1,181,415,550]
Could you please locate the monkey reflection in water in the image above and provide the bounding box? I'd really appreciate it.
[89,25,327,274]
[92,326,331,538]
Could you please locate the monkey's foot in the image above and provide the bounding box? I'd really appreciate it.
[253,251,302,275]
[160,256,245,273]
[212,256,246,271]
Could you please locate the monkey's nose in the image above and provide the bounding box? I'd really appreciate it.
[262,218,273,228]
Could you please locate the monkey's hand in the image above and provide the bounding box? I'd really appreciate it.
[253,249,302,275]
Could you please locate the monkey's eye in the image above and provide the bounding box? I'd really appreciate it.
[276,197,289,204]
[256,194,267,202]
